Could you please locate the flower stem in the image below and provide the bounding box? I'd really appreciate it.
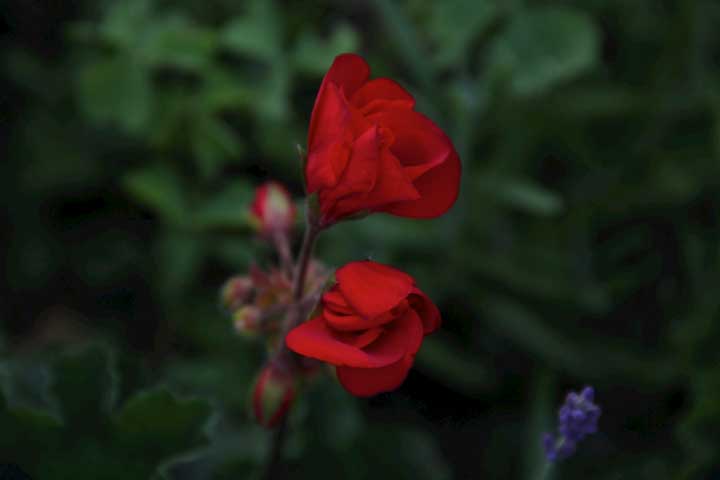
[272,231,294,277]
[292,219,319,302]
[262,201,321,480]
[535,462,553,480]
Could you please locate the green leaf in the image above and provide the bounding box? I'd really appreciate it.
[425,0,500,68]
[76,56,152,133]
[477,175,565,216]
[191,115,244,179]
[524,370,555,480]
[53,345,117,429]
[293,25,360,75]
[371,0,434,88]
[0,347,216,479]
[154,231,205,298]
[482,297,679,385]
[123,164,187,225]
[253,63,290,121]
[221,0,281,61]
[114,387,213,462]
[192,182,254,230]
[143,15,218,71]
[490,7,600,96]
[201,69,256,112]
[98,0,152,49]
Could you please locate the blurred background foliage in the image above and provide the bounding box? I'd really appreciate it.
[2,0,720,478]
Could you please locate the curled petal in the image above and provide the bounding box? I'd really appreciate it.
[409,288,442,334]
[351,78,415,115]
[336,261,414,318]
[325,299,409,332]
[382,147,461,219]
[307,55,370,149]
[336,355,414,397]
[285,316,403,368]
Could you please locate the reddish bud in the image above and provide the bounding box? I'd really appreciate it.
[252,361,296,428]
[233,306,262,336]
[249,182,296,235]
[221,276,253,311]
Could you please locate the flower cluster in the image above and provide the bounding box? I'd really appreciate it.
[543,386,601,462]
[219,53,461,428]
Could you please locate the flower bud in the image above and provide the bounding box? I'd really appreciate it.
[249,182,296,235]
[233,306,261,336]
[220,276,253,312]
[252,361,296,428]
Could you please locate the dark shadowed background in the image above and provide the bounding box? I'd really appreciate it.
[2,0,720,479]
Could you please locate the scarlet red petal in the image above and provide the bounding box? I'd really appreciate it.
[409,288,442,334]
[285,316,403,368]
[322,288,355,315]
[369,109,451,176]
[358,307,423,359]
[322,53,370,99]
[336,355,414,397]
[336,261,414,318]
[324,301,405,331]
[328,147,420,221]
[307,55,369,149]
[334,327,384,348]
[382,147,461,218]
[305,139,351,193]
[351,78,415,115]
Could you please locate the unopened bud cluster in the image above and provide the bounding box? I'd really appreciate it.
[220,181,326,428]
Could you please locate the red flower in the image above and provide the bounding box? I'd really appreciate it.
[305,53,461,226]
[285,260,441,396]
[249,182,296,235]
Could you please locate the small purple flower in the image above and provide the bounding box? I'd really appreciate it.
[543,386,600,462]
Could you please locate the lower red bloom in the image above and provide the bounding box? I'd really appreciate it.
[285,261,440,396]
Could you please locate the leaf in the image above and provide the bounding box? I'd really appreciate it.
[123,164,187,225]
[490,7,600,96]
[154,231,205,297]
[191,115,244,179]
[143,15,218,71]
[114,387,213,462]
[524,370,555,480]
[220,0,281,61]
[76,56,152,133]
[253,63,290,121]
[53,345,117,429]
[477,175,565,216]
[425,0,500,68]
[371,0,434,88]
[482,297,679,386]
[192,182,254,230]
[0,346,215,479]
[98,0,152,49]
[293,25,360,75]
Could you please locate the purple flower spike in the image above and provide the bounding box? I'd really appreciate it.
[543,386,601,462]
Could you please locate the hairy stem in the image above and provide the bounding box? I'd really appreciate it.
[272,231,294,277]
[262,204,320,480]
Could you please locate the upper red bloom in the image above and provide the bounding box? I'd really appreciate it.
[305,54,461,226]
[285,260,441,397]
[249,182,296,235]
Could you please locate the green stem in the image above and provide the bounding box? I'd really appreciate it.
[535,462,553,480]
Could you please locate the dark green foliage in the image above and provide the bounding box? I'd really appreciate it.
[0,346,213,479]
[3,0,720,478]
